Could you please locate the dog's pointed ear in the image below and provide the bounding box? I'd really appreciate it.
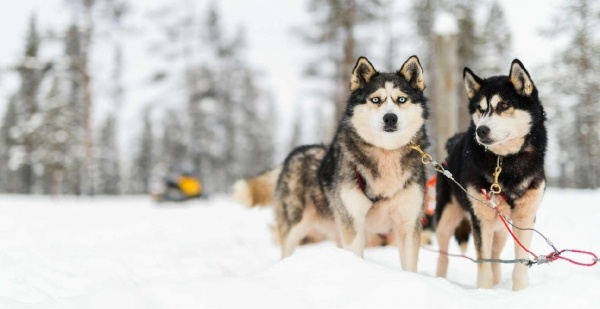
[463,67,483,100]
[509,59,535,96]
[398,55,425,91]
[350,57,377,91]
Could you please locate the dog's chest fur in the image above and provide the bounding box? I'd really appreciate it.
[358,148,412,199]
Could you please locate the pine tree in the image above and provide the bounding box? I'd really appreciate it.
[64,23,86,195]
[130,108,154,194]
[452,0,480,131]
[548,0,600,188]
[477,1,512,76]
[158,109,188,178]
[300,0,385,135]
[0,97,21,193]
[63,0,100,194]
[147,2,275,194]
[33,75,77,195]
[12,15,52,193]
[0,105,7,192]
[235,67,275,179]
[96,114,121,194]
[94,8,126,195]
[206,5,275,191]
[412,0,437,72]
[80,0,96,195]
[412,0,440,159]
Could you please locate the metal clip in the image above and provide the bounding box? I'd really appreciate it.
[409,144,433,165]
[490,166,502,194]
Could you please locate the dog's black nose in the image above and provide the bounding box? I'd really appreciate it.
[383,113,398,126]
[476,126,490,138]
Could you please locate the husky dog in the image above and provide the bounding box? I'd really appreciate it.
[232,164,395,247]
[435,59,547,291]
[275,56,429,272]
[232,167,281,207]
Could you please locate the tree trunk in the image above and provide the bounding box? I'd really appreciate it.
[433,33,459,160]
[81,0,95,195]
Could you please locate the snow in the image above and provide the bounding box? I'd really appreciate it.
[433,12,459,36]
[0,188,599,308]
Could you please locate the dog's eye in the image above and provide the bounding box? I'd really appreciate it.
[478,106,485,114]
[397,97,407,104]
[371,97,381,103]
[498,102,510,111]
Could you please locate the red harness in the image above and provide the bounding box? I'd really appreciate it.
[355,169,366,193]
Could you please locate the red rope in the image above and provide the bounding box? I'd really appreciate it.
[496,210,538,259]
[556,249,599,267]
[481,188,598,267]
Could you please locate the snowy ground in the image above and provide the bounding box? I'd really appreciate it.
[1,189,599,308]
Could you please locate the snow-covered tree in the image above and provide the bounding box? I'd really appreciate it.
[148,2,275,194]
[60,23,87,195]
[96,114,121,194]
[31,75,77,195]
[157,109,188,179]
[477,0,512,76]
[9,16,52,193]
[547,0,600,188]
[0,97,22,193]
[130,108,155,194]
[300,0,386,131]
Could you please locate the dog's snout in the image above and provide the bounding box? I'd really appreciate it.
[383,113,398,126]
[476,126,490,138]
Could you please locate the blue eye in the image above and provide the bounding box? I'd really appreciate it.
[397,97,407,103]
[371,97,381,103]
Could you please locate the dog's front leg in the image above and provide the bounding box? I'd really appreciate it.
[392,183,424,272]
[511,183,544,291]
[335,185,373,258]
[469,187,496,289]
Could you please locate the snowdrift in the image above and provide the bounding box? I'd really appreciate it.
[0,189,599,308]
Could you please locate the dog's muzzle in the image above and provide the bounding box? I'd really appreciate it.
[476,125,494,144]
[383,113,398,132]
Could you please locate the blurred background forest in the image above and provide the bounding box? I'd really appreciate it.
[0,0,598,196]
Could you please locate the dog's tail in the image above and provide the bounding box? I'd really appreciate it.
[232,167,282,207]
[454,217,471,254]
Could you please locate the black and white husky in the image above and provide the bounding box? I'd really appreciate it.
[273,56,430,272]
[435,59,547,290]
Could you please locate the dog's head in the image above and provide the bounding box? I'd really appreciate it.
[347,56,428,150]
[464,59,544,156]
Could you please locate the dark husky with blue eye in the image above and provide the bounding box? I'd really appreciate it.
[272,55,430,272]
[435,59,547,291]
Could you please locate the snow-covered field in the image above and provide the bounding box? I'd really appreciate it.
[1,189,599,308]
